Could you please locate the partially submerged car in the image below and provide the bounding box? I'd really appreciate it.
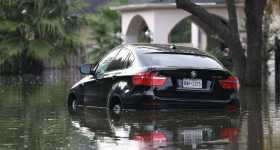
[68,44,240,112]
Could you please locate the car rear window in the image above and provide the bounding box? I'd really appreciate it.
[139,53,224,69]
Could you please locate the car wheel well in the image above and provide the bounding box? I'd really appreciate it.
[109,95,122,109]
[68,93,84,106]
[109,95,123,115]
[68,93,77,103]
[68,93,80,113]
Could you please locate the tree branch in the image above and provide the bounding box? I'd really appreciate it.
[176,0,247,82]
[176,0,232,40]
[226,0,240,37]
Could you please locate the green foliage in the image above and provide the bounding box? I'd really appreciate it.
[0,54,44,75]
[138,26,151,43]
[208,49,233,70]
[266,0,280,14]
[110,0,128,6]
[86,7,122,63]
[169,18,192,43]
[0,0,87,74]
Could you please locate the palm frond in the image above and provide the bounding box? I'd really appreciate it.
[0,19,18,32]
[0,37,24,63]
[28,40,54,59]
[0,0,89,72]
[37,19,66,37]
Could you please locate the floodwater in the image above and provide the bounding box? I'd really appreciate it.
[0,67,279,150]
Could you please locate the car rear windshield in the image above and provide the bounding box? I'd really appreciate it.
[139,52,224,69]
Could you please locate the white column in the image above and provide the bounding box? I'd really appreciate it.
[152,9,190,44]
[121,13,139,44]
[151,11,171,44]
[152,31,169,44]
[124,34,138,43]
[191,23,199,49]
[150,12,169,44]
[200,30,208,50]
[121,14,129,43]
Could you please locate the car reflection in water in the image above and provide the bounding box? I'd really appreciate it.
[70,109,240,150]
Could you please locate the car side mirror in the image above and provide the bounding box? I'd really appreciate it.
[80,64,94,75]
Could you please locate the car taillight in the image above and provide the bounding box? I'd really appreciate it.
[220,128,238,141]
[132,72,167,87]
[219,76,240,90]
[131,131,167,142]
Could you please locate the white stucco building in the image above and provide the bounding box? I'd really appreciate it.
[113,0,245,50]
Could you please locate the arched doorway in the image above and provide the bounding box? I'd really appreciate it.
[189,15,230,52]
[168,15,229,51]
[169,18,192,44]
[168,16,207,49]
[125,15,151,43]
[116,2,245,46]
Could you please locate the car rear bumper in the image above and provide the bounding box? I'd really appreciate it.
[123,94,240,110]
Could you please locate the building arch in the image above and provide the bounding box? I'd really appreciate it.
[125,15,152,43]
[168,16,192,44]
[115,2,245,48]
[167,16,207,49]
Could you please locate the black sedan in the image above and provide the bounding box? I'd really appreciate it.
[68,44,240,112]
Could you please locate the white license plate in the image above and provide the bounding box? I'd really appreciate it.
[183,79,202,89]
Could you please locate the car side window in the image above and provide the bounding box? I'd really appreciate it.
[106,48,131,72]
[95,48,121,76]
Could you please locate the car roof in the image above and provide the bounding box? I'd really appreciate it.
[124,43,208,56]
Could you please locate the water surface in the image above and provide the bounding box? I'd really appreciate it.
[0,69,279,150]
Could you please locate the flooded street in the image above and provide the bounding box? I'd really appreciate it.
[0,68,279,150]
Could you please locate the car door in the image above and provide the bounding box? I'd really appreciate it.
[97,48,132,104]
[82,75,99,106]
[83,48,121,107]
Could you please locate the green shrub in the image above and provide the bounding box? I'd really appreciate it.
[208,49,233,70]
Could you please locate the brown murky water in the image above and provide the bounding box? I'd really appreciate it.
[0,67,279,150]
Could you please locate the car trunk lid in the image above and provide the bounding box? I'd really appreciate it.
[150,67,233,102]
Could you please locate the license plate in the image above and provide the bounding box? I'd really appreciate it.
[183,79,202,89]
[179,128,212,145]
[181,129,203,143]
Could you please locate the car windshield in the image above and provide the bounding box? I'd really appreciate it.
[139,52,224,69]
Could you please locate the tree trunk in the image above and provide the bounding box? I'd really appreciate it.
[176,0,269,87]
[225,0,246,82]
[262,15,271,85]
[245,0,267,86]
[226,36,246,82]
[275,37,280,102]
[176,0,246,83]
[176,0,232,40]
[20,48,28,75]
